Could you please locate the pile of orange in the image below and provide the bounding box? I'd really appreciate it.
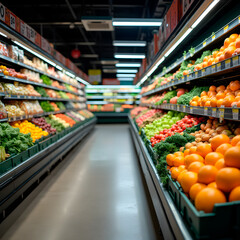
[194,33,240,71]
[168,134,240,213]
[190,81,240,107]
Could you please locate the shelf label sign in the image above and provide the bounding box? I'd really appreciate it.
[0,3,5,22]
[203,41,206,47]
[9,12,16,30]
[190,107,193,114]
[212,35,215,41]
[232,56,238,67]
[217,63,221,72]
[218,108,225,119]
[225,59,231,69]
[232,109,239,120]
[204,107,208,115]
[224,25,229,32]
[212,108,217,117]
[211,65,216,73]
[183,105,186,112]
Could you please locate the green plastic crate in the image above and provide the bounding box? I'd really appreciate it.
[20,150,29,162]
[0,158,13,175]
[167,176,240,239]
[11,153,22,167]
[39,138,52,151]
[28,145,39,158]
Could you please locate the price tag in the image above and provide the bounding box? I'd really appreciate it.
[10,13,16,30]
[211,65,216,73]
[203,41,206,47]
[225,59,231,69]
[184,55,186,60]
[177,105,180,111]
[17,95,20,99]
[212,108,217,117]
[217,63,221,72]
[202,69,205,76]
[224,25,229,33]
[232,109,239,120]
[218,108,225,119]
[204,107,208,115]
[212,35,215,41]
[190,107,193,114]
[183,106,186,112]
[232,56,239,67]
[205,67,211,75]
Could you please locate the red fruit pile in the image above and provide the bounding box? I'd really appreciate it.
[136,109,162,126]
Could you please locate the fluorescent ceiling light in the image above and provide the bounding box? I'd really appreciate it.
[56,65,63,71]
[113,18,162,27]
[66,71,75,78]
[192,0,220,29]
[114,53,145,59]
[0,32,7,38]
[117,69,138,73]
[136,75,148,87]
[118,77,134,81]
[117,74,136,77]
[165,28,193,57]
[13,40,56,67]
[113,41,146,47]
[116,63,141,67]
[76,76,90,85]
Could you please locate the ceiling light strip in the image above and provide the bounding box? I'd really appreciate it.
[116,63,141,67]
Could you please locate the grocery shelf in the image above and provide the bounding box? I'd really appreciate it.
[0,117,96,221]
[86,101,108,105]
[138,13,240,86]
[86,95,139,99]
[141,103,240,121]
[94,112,129,117]
[0,55,83,90]
[128,116,191,240]
[3,94,85,103]
[86,89,141,94]
[1,75,82,96]
[142,54,240,97]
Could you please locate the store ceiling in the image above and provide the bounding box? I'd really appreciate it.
[2,0,172,79]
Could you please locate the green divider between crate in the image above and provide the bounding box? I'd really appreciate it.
[0,158,13,175]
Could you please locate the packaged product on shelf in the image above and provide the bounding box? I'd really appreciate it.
[18,49,24,62]
[3,83,19,95]
[20,101,43,115]
[8,45,19,61]
[52,81,65,90]
[21,69,42,83]
[0,100,7,119]
[0,42,9,57]
[26,85,41,97]
[45,89,60,98]
[32,57,48,72]
[5,101,25,117]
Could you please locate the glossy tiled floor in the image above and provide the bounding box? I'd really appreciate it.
[1,124,162,240]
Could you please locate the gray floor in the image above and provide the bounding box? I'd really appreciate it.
[1,124,161,240]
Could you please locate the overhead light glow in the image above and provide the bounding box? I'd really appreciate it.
[117,74,136,78]
[192,0,220,29]
[113,41,146,47]
[113,18,162,27]
[76,77,90,85]
[13,40,56,67]
[116,63,141,67]
[114,53,145,59]
[65,71,75,78]
[117,77,134,81]
[117,69,138,73]
[0,32,7,38]
[136,75,148,87]
[56,65,63,71]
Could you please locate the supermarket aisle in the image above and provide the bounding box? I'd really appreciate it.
[2,124,162,240]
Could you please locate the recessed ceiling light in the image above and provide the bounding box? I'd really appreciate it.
[116,63,141,67]
[112,18,162,27]
[117,74,136,77]
[113,41,146,47]
[117,69,138,73]
[114,53,145,59]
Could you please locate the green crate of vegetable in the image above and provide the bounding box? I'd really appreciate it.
[0,158,13,175]
[20,150,29,162]
[11,154,22,167]
[50,134,58,144]
[167,176,240,239]
[39,138,52,151]
[28,144,39,157]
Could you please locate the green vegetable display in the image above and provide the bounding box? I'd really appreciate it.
[40,101,54,112]
[56,102,66,111]
[35,86,48,97]
[41,75,52,86]
[59,91,69,99]
[45,117,65,132]
[0,122,33,155]
[177,86,209,105]
[156,90,177,105]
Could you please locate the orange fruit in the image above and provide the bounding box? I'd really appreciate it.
[198,165,218,184]
[171,167,181,180]
[180,171,198,193]
[219,54,225,62]
[224,38,231,48]
[216,85,226,92]
[215,143,232,155]
[230,80,240,91]
[166,154,175,166]
[174,151,184,157]
[196,143,212,158]
[184,154,204,168]
[217,99,224,107]
[231,135,240,146]
[177,169,188,183]
[220,46,225,52]
[173,156,185,167]
[215,158,226,169]
[208,182,217,189]
[229,186,240,202]
[205,152,224,165]
[224,46,236,59]
[178,165,186,172]
[211,134,230,151]
[189,146,197,154]
[229,33,239,42]
[189,183,207,200]
[236,38,240,48]
[184,149,190,156]
[188,161,205,173]
[216,167,240,192]
[216,92,226,99]
[209,86,216,92]
[191,101,198,106]
[201,91,207,97]
[224,146,240,168]
[195,187,226,213]
[210,98,217,107]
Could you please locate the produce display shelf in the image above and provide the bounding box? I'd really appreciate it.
[2,107,85,122]
[142,54,240,97]
[86,89,141,94]
[1,75,81,96]
[86,95,140,99]
[1,93,85,103]
[87,100,139,105]
[128,116,191,240]
[0,54,83,90]
[139,14,240,86]
[141,103,240,121]
[0,117,96,223]
[94,112,129,117]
